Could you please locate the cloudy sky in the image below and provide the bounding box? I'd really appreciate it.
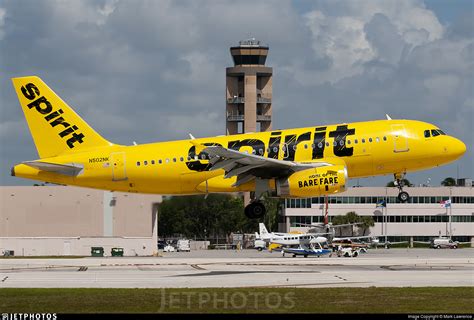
[0,0,472,187]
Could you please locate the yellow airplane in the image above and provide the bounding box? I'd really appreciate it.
[11,76,466,219]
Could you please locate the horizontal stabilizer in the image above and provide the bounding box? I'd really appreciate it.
[22,161,83,176]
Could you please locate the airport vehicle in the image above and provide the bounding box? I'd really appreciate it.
[430,237,459,249]
[331,238,369,251]
[254,238,266,251]
[11,76,466,219]
[176,239,191,252]
[157,240,166,250]
[163,243,175,252]
[336,246,361,257]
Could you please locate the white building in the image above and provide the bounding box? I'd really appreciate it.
[281,187,473,245]
[0,186,161,256]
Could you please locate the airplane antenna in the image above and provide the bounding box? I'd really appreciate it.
[132,141,137,146]
[189,133,196,140]
[385,114,392,120]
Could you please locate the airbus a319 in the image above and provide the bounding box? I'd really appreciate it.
[11,76,466,219]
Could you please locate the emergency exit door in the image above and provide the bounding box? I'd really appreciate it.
[111,152,127,181]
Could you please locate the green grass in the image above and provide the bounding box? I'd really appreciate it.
[1,287,473,313]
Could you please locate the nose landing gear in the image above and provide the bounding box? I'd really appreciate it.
[394,173,410,203]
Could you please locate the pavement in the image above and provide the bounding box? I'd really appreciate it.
[0,248,472,288]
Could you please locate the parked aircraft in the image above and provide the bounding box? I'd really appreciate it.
[256,223,331,257]
[11,76,466,219]
[256,223,329,247]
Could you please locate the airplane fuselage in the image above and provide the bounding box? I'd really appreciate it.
[13,119,466,196]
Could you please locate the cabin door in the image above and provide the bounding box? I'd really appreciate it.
[391,125,409,153]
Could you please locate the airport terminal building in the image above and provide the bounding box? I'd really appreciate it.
[0,186,161,256]
[282,186,474,245]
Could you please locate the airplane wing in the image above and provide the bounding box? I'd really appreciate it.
[202,145,332,187]
[22,161,84,176]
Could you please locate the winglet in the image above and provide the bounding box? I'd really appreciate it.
[386,114,392,120]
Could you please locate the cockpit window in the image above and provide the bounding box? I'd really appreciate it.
[431,130,440,137]
[424,130,431,138]
[438,130,446,135]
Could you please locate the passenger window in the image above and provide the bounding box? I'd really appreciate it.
[151,160,155,165]
[159,159,162,164]
[180,157,184,162]
[375,137,380,142]
[325,142,330,147]
[383,136,387,141]
[354,139,358,144]
[144,161,148,165]
[347,140,351,145]
[362,138,366,143]
[304,144,308,149]
[136,161,140,166]
[368,138,373,143]
[173,158,177,162]
[165,159,169,163]
[339,140,344,146]
[424,130,431,138]
[431,130,440,137]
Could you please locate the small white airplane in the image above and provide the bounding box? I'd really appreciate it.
[256,223,331,257]
[257,223,329,246]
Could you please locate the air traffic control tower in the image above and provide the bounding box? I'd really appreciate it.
[226,39,273,135]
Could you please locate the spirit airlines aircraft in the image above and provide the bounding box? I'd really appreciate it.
[11,76,466,219]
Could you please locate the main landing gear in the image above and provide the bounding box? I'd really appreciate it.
[244,201,266,219]
[244,179,268,219]
[394,173,410,203]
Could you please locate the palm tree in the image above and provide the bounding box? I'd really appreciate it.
[441,177,456,186]
[345,211,360,236]
[331,215,347,237]
[358,216,375,236]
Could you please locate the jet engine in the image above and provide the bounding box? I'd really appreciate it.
[276,165,347,198]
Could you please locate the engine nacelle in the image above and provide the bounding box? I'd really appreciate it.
[276,165,347,198]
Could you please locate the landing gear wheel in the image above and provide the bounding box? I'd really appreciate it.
[394,173,410,203]
[398,191,410,203]
[244,201,266,219]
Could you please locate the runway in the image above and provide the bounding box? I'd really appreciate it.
[0,249,472,288]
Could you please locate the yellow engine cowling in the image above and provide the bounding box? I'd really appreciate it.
[276,165,347,198]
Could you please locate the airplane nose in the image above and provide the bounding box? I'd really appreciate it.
[449,137,466,159]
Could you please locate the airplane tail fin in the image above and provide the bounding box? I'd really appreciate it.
[259,223,269,236]
[12,76,113,159]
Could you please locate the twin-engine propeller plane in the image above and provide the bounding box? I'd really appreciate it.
[11,76,466,219]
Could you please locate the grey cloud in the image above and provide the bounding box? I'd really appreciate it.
[0,0,472,187]
[364,13,406,65]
